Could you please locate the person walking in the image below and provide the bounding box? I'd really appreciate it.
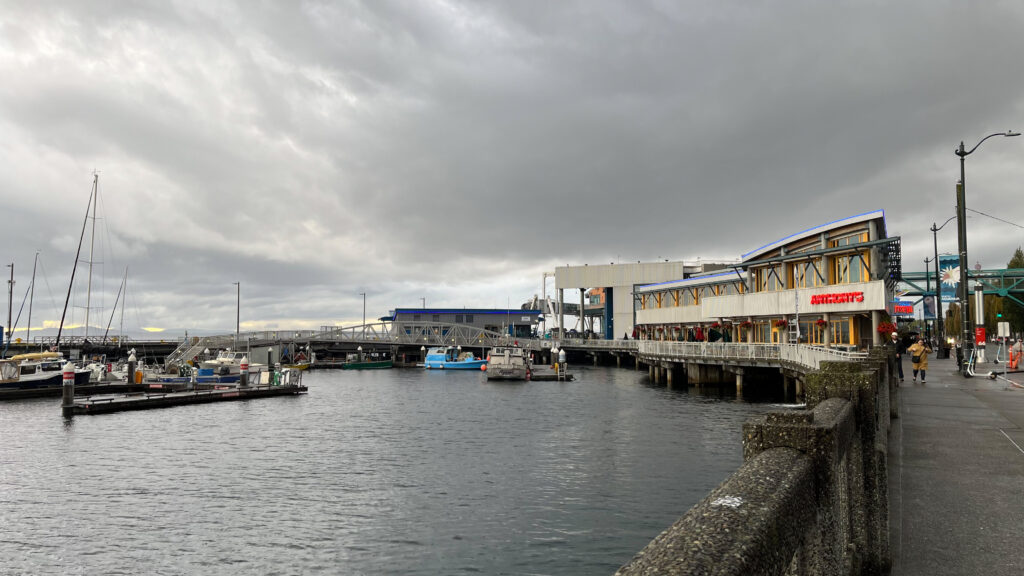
[907,337,933,384]
[890,331,905,382]
[1011,338,1023,370]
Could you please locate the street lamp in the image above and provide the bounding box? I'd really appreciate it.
[359,292,366,340]
[930,215,956,348]
[955,131,1020,375]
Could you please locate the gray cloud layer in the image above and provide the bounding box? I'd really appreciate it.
[3,0,1024,336]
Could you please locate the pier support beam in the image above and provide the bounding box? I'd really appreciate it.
[558,288,565,340]
[649,364,654,381]
[666,365,674,389]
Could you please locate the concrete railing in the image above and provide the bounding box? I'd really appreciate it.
[616,348,895,576]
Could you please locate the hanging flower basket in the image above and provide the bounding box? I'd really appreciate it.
[815,318,828,327]
[773,319,788,328]
[877,321,898,335]
[739,321,753,328]
[711,322,722,329]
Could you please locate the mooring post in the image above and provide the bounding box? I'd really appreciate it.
[240,356,249,387]
[61,362,75,418]
[127,351,137,385]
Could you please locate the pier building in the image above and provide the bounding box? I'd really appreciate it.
[552,260,734,339]
[386,308,542,340]
[634,210,901,349]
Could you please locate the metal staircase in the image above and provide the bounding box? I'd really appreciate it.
[164,335,237,369]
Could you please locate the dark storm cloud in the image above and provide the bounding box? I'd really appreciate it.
[3,0,1024,335]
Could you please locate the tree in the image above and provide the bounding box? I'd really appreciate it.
[1005,247,1024,335]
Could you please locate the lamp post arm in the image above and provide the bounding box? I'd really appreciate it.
[958,131,1021,157]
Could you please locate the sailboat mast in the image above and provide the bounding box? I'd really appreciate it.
[120,267,126,346]
[27,252,38,343]
[84,173,98,338]
[56,175,96,350]
[5,262,12,345]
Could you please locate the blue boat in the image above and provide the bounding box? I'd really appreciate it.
[423,347,487,370]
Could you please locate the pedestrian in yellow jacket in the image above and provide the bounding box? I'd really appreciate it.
[907,338,932,384]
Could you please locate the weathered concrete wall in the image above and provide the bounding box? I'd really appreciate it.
[616,352,896,576]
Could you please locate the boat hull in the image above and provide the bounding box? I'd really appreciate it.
[424,360,487,370]
[0,370,93,399]
[341,360,393,370]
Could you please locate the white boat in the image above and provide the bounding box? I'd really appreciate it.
[485,345,531,380]
[1,352,92,398]
[200,350,249,376]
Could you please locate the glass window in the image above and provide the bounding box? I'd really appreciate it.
[455,315,463,323]
[798,320,827,345]
[833,251,870,284]
[413,314,420,321]
[752,321,771,343]
[432,315,440,322]
[830,232,869,247]
[832,317,852,345]
[755,266,785,292]
[465,315,473,323]
[793,259,825,288]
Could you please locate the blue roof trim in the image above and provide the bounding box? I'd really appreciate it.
[390,308,541,320]
[740,209,885,261]
[638,271,738,291]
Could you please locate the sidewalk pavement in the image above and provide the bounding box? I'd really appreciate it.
[889,354,1024,575]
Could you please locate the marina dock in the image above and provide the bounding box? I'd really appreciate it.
[68,383,307,415]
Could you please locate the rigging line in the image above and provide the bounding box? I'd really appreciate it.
[965,208,1024,231]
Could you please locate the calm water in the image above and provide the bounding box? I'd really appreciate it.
[1,366,782,575]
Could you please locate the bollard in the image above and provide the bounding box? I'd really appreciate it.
[127,351,137,385]
[239,356,249,387]
[61,362,75,418]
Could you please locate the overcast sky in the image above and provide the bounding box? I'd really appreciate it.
[4,0,1024,338]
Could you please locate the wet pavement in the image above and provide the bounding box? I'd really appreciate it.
[889,355,1024,576]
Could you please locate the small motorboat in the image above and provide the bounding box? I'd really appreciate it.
[423,347,487,370]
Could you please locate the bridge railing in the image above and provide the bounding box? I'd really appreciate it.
[558,339,638,351]
[635,341,868,370]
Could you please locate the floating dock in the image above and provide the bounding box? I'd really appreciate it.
[529,366,575,381]
[68,383,307,415]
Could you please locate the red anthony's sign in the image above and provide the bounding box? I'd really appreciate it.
[810,292,864,305]
[893,304,913,314]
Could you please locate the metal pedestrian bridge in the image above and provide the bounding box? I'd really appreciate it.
[165,321,869,373]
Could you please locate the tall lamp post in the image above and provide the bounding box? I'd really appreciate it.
[930,215,956,350]
[924,257,933,342]
[955,131,1020,375]
[359,292,366,339]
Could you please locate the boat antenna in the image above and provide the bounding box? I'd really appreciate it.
[56,174,97,350]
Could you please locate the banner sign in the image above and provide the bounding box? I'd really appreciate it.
[938,255,960,303]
